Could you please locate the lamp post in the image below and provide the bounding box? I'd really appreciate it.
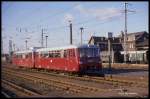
[45,35,48,48]
[80,27,84,45]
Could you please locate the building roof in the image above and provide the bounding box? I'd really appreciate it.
[136,39,149,47]
[88,36,106,43]
[119,31,148,37]
[88,36,121,44]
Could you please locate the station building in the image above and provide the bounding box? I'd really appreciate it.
[88,31,149,64]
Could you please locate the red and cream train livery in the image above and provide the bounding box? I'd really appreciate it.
[12,45,102,73]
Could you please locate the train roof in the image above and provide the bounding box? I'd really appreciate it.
[14,50,33,54]
[36,44,99,52]
[13,47,43,54]
[13,44,99,54]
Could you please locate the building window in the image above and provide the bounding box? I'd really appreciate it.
[97,43,99,46]
[129,44,131,48]
[132,44,134,48]
[101,44,103,49]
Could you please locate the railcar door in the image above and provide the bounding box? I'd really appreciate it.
[67,49,77,71]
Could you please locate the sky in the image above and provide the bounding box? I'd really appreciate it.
[2,1,148,53]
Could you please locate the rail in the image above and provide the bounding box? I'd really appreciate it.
[2,79,41,97]
[2,66,148,88]
[2,69,109,95]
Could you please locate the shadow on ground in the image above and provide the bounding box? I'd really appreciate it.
[101,68,148,75]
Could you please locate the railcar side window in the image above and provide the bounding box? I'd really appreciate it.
[29,53,32,58]
[38,52,41,58]
[26,54,28,58]
[71,49,75,57]
[54,50,61,58]
[49,52,53,58]
[22,54,26,59]
[55,53,60,57]
[40,52,49,58]
[43,52,49,58]
[18,54,22,58]
[40,53,43,58]
[68,49,75,57]
[64,50,67,58]
[60,50,64,58]
[48,50,61,58]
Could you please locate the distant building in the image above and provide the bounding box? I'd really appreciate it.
[119,31,149,63]
[88,36,123,63]
[88,31,149,63]
[88,36,123,51]
[119,31,149,51]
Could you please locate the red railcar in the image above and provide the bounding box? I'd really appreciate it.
[12,45,102,74]
[12,50,34,68]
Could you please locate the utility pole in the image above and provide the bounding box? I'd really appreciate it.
[13,43,15,52]
[41,29,44,47]
[108,32,113,78]
[69,20,73,45]
[41,29,46,47]
[9,40,13,54]
[25,37,30,50]
[2,38,3,54]
[45,35,48,48]
[123,2,135,63]
[9,40,13,63]
[124,2,128,63]
[80,27,84,45]
[25,40,27,50]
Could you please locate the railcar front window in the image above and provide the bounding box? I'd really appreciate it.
[79,48,99,57]
[87,49,94,57]
[79,48,86,57]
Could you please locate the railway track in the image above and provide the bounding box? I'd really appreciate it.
[2,79,41,97]
[34,69,148,88]
[25,68,148,87]
[2,69,109,96]
[2,66,148,88]
[1,91,11,98]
